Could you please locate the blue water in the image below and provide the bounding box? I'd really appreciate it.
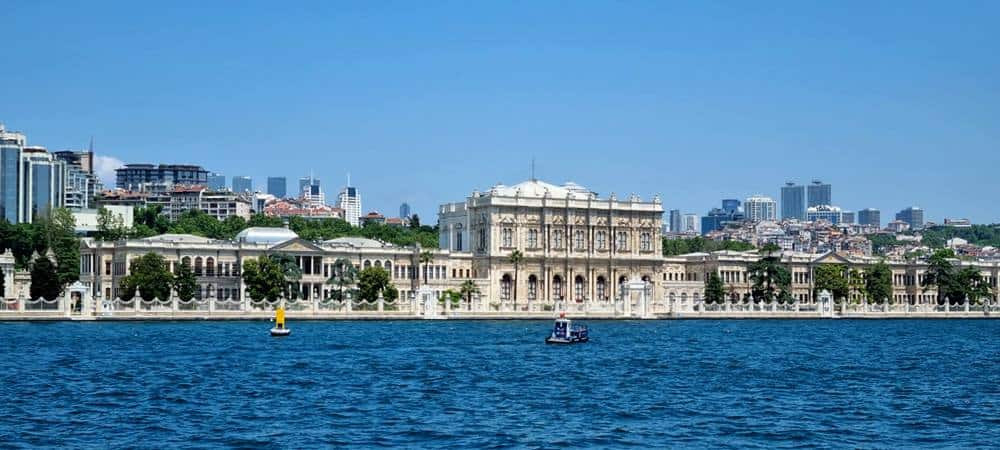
[1,320,999,448]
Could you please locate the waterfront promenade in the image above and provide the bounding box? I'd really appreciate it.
[2,293,998,321]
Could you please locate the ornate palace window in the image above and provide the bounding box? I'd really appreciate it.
[501,228,513,248]
[455,232,462,251]
[528,275,538,300]
[527,229,538,248]
[596,231,607,250]
[500,274,512,300]
[640,232,652,252]
[553,230,564,249]
[477,229,486,251]
[574,230,585,251]
[552,275,563,300]
[596,276,607,301]
[615,232,628,251]
[574,275,585,301]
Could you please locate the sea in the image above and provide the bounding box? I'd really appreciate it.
[1,319,998,448]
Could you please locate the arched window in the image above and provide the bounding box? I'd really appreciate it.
[574,275,585,302]
[553,231,564,249]
[194,257,203,276]
[615,232,628,251]
[206,257,215,277]
[527,229,538,248]
[574,230,585,251]
[596,231,607,250]
[501,228,513,248]
[455,232,463,251]
[363,260,371,269]
[642,275,653,297]
[553,275,563,300]
[181,257,191,270]
[640,232,652,252]
[500,274,512,300]
[375,260,382,268]
[596,276,607,301]
[384,261,392,276]
[527,275,538,300]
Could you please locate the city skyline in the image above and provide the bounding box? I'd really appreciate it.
[2,2,998,223]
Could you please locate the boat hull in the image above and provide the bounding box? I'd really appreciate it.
[270,328,291,337]
[545,336,588,344]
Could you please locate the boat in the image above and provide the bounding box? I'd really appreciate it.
[270,306,291,337]
[545,313,588,344]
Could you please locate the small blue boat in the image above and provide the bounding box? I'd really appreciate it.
[545,314,589,344]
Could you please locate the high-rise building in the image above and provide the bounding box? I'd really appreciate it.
[841,211,855,225]
[207,172,226,191]
[780,182,805,220]
[895,207,924,230]
[21,146,66,222]
[298,176,312,196]
[54,150,103,210]
[807,180,832,207]
[115,164,208,190]
[744,195,777,222]
[267,176,287,198]
[303,178,325,206]
[858,208,881,227]
[232,176,252,193]
[806,205,842,225]
[722,199,741,214]
[400,202,411,220]
[0,124,25,223]
[337,184,362,227]
[683,214,698,233]
[669,209,681,233]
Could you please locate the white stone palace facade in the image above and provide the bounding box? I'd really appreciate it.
[38,178,995,318]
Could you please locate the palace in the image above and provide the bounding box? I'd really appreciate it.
[70,179,1000,311]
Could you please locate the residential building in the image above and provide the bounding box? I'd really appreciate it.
[264,199,344,221]
[337,185,361,227]
[267,177,287,198]
[780,182,805,220]
[54,151,103,210]
[895,207,925,230]
[744,195,777,222]
[115,164,208,190]
[722,199,741,214]
[362,211,386,225]
[400,202,411,220]
[858,208,881,227]
[302,177,325,206]
[887,220,910,233]
[807,205,843,225]
[72,205,134,234]
[298,176,314,196]
[232,176,252,194]
[669,209,681,233]
[841,211,855,225]
[21,146,66,222]
[807,180,831,207]
[168,185,251,222]
[943,218,971,228]
[208,173,227,191]
[702,200,746,234]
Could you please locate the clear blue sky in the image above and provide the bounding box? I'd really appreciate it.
[3,1,999,224]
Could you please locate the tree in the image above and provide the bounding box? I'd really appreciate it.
[96,207,129,241]
[44,208,81,288]
[327,258,359,301]
[118,276,137,301]
[419,250,434,284]
[704,272,725,304]
[748,253,791,303]
[410,214,421,228]
[847,268,865,303]
[383,284,399,302]
[922,249,957,305]
[242,256,287,303]
[173,261,198,302]
[459,280,480,305]
[955,266,991,305]
[814,264,849,302]
[509,249,524,308]
[8,223,35,269]
[358,266,391,302]
[124,253,174,301]
[865,261,892,305]
[760,243,782,257]
[269,254,303,299]
[29,257,61,300]
[439,289,462,307]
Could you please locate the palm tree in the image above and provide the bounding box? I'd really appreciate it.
[459,280,480,309]
[268,254,302,299]
[509,249,524,310]
[326,257,358,302]
[419,250,433,285]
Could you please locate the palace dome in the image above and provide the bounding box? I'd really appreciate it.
[235,227,298,244]
[487,179,595,200]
